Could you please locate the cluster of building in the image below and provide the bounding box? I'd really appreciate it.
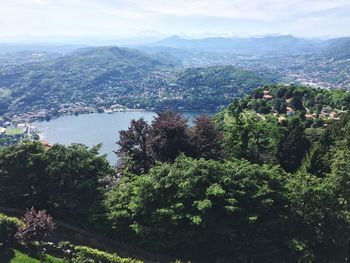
[0,120,31,137]
[11,109,49,124]
[263,90,344,121]
[58,102,95,115]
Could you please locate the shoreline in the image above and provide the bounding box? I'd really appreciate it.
[8,105,219,128]
[30,108,217,125]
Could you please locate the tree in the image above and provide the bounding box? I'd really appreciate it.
[15,208,55,246]
[273,98,287,114]
[191,115,223,160]
[290,96,304,111]
[43,144,113,220]
[0,142,47,209]
[329,147,350,259]
[222,111,280,164]
[278,119,310,172]
[149,111,193,162]
[0,142,113,222]
[117,118,151,174]
[105,156,290,262]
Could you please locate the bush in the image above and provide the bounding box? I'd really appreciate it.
[0,214,23,245]
[15,208,55,246]
[59,241,142,263]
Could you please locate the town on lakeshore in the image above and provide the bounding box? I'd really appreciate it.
[0,103,147,147]
[0,84,347,149]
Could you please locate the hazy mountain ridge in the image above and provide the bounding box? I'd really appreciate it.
[323,37,350,59]
[150,35,331,54]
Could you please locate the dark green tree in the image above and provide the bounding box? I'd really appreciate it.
[191,115,223,160]
[117,118,151,174]
[0,142,113,222]
[278,119,310,172]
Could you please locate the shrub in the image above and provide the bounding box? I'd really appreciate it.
[15,208,55,246]
[0,213,23,245]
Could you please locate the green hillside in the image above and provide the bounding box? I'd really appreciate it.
[0,50,278,118]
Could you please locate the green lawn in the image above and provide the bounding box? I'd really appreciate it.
[5,128,24,136]
[0,248,66,263]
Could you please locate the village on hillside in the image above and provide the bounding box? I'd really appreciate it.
[261,89,345,123]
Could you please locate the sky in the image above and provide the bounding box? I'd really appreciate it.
[1,0,350,42]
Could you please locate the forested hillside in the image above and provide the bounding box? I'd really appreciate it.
[0,47,171,115]
[145,36,350,89]
[0,48,276,121]
[1,85,350,262]
[145,66,277,111]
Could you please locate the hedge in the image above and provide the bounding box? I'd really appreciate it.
[0,213,23,245]
[58,242,143,263]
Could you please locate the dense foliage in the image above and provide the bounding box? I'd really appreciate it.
[117,111,223,175]
[106,156,290,261]
[109,85,350,261]
[0,214,23,245]
[0,142,113,223]
[1,85,350,261]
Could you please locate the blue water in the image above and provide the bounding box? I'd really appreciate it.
[34,111,212,164]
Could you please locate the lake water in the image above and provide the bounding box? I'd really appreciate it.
[33,111,212,164]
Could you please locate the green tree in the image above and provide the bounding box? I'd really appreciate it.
[222,111,280,164]
[117,118,151,174]
[105,156,290,262]
[278,119,310,172]
[290,96,304,111]
[273,98,287,114]
[0,141,113,222]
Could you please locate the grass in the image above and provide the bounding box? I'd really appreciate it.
[0,248,66,263]
[5,128,24,136]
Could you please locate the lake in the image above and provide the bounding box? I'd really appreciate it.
[33,111,212,164]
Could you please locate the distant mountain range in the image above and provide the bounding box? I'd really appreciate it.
[0,35,350,120]
[1,35,349,58]
[323,37,350,59]
[149,35,350,56]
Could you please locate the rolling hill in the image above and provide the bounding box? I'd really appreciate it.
[0,46,279,119]
[0,46,174,114]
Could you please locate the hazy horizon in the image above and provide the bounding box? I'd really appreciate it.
[1,0,350,44]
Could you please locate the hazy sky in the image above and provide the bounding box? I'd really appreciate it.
[1,0,350,40]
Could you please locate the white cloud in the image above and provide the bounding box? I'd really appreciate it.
[0,0,349,39]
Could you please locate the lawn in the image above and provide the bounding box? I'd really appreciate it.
[0,248,66,263]
[5,128,24,136]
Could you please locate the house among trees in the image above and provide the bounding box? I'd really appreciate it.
[305,113,316,119]
[329,111,339,120]
[322,106,333,115]
[286,106,295,116]
[263,90,273,101]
